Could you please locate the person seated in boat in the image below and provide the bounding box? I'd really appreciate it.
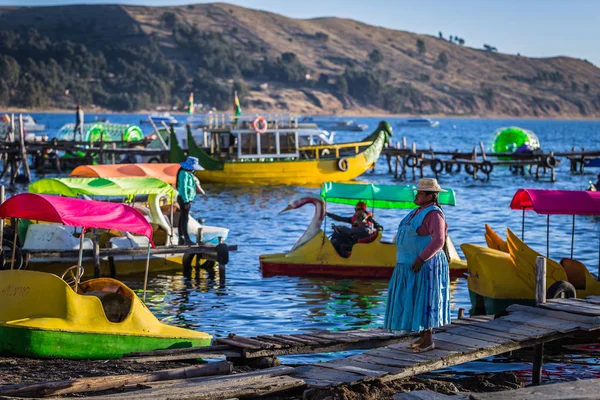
[176,156,204,245]
[327,202,382,257]
[335,210,377,257]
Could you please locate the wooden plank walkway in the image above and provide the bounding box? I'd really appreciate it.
[293,299,600,388]
[10,298,600,399]
[124,317,493,363]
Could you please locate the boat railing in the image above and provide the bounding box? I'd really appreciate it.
[204,113,300,130]
[298,140,373,159]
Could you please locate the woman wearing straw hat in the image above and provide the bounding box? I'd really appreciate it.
[176,156,204,245]
[384,178,450,352]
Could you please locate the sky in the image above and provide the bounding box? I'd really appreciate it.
[5,0,600,67]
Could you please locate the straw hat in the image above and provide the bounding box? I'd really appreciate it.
[180,156,203,171]
[416,178,447,192]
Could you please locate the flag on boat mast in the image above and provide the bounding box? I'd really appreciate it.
[234,91,241,116]
[187,92,194,115]
[233,90,241,124]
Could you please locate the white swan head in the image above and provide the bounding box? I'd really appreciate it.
[280,196,325,252]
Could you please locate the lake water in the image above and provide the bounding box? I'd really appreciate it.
[8,113,600,382]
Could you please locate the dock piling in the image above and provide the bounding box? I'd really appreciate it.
[532,256,547,386]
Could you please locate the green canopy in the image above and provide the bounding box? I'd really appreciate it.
[320,182,456,209]
[29,177,174,198]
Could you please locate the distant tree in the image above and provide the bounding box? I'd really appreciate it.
[449,35,453,42]
[483,44,498,52]
[571,81,578,91]
[315,32,329,42]
[0,56,20,89]
[161,12,178,29]
[334,75,348,96]
[438,31,443,39]
[433,51,449,70]
[584,83,591,93]
[416,39,426,55]
[458,38,465,45]
[369,49,384,64]
[318,73,330,87]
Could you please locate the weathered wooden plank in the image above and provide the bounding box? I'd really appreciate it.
[314,362,383,377]
[383,346,458,361]
[433,340,478,353]
[350,353,413,368]
[442,327,511,344]
[549,298,600,311]
[254,335,294,347]
[454,324,531,341]
[106,375,305,399]
[294,365,365,387]
[123,350,242,363]
[216,335,276,349]
[584,296,600,304]
[214,338,262,350]
[124,344,234,358]
[433,332,498,349]
[0,361,232,397]
[476,319,556,338]
[451,318,481,326]
[97,366,298,399]
[273,334,314,345]
[539,302,600,317]
[328,358,401,374]
[295,334,335,345]
[500,311,583,333]
[507,304,600,329]
[367,348,423,363]
[305,333,359,343]
[242,336,415,359]
[378,331,567,384]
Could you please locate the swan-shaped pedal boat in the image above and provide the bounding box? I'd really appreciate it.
[260,196,467,278]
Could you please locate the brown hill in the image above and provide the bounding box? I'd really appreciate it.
[1,3,599,117]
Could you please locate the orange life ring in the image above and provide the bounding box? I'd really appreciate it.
[251,116,268,134]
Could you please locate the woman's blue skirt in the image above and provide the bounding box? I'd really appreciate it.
[384,251,450,332]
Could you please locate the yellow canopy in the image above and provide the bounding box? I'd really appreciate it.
[71,164,179,185]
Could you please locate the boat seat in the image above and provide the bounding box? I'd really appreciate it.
[357,231,380,244]
[83,290,132,323]
[80,281,133,323]
[560,258,587,290]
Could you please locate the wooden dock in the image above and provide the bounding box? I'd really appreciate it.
[4,296,600,399]
[382,137,599,182]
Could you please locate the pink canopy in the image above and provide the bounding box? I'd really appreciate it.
[0,193,154,246]
[510,189,600,216]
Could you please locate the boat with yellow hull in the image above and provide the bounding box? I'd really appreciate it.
[260,183,467,278]
[261,229,467,279]
[0,269,211,359]
[0,194,211,359]
[464,188,600,315]
[170,120,392,186]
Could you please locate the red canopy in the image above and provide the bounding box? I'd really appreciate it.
[0,193,154,246]
[510,189,600,216]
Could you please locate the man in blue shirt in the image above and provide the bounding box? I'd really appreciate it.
[176,156,204,245]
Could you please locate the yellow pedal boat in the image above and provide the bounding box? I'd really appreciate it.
[0,269,211,359]
[463,188,600,314]
[0,194,211,359]
[260,183,467,278]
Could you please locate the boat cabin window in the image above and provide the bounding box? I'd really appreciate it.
[234,131,299,159]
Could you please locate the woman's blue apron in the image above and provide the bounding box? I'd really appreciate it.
[383,204,450,332]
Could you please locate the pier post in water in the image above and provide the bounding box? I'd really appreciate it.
[532,256,547,386]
